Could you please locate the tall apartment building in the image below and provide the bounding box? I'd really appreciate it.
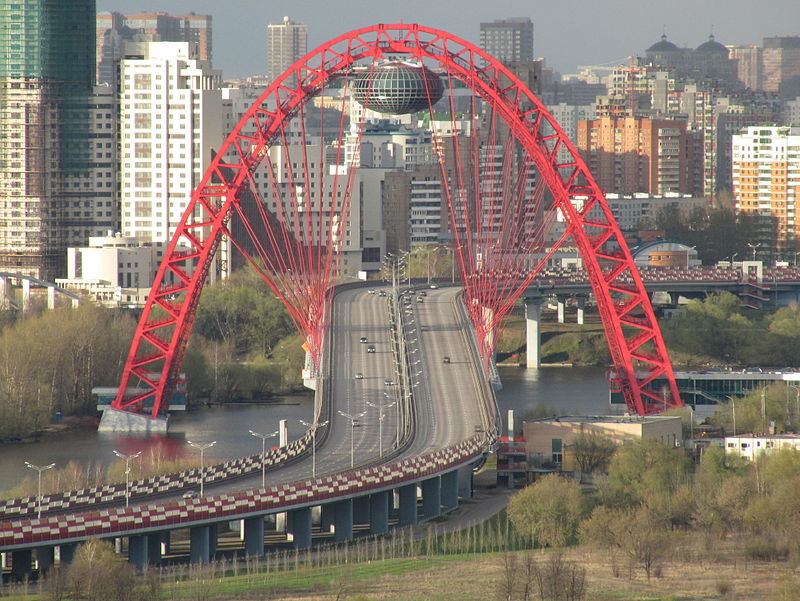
[96,11,212,85]
[727,45,763,91]
[732,126,800,251]
[762,36,800,98]
[577,116,697,196]
[0,0,95,279]
[119,42,224,253]
[266,16,307,84]
[479,17,533,65]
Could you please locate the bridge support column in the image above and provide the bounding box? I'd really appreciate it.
[129,535,149,571]
[21,279,30,312]
[36,547,54,573]
[11,549,32,581]
[557,297,565,324]
[289,507,312,549]
[334,499,354,542]
[353,495,370,526]
[148,533,162,566]
[243,516,265,557]
[458,466,474,499]
[321,504,336,533]
[369,491,390,535]
[398,483,418,526]
[58,543,77,565]
[0,276,7,309]
[576,296,585,325]
[47,286,55,310]
[441,470,459,511]
[190,525,213,564]
[421,476,441,520]
[524,298,542,368]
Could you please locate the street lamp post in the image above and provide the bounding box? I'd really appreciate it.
[338,410,366,468]
[298,419,329,478]
[187,440,216,497]
[366,399,396,457]
[113,450,141,508]
[24,461,55,519]
[747,242,762,261]
[249,429,278,489]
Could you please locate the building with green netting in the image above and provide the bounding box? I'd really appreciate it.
[0,0,96,279]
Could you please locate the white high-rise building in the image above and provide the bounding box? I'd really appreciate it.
[119,42,224,248]
[266,17,307,84]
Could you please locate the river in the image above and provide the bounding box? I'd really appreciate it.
[0,366,608,492]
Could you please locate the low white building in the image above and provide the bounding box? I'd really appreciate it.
[724,434,800,461]
[57,233,160,308]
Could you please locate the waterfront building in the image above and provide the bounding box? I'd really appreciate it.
[725,434,800,460]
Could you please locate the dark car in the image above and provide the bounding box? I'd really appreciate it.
[384,378,394,386]
[367,345,376,353]
[359,336,368,344]
[442,356,451,364]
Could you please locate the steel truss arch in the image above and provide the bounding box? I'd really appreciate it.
[112,23,682,418]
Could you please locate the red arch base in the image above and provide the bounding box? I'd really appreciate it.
[111,24,682,419]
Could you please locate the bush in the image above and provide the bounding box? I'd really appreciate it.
[745,536,790,561]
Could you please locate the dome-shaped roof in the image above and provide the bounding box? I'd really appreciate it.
[696,34,728,54]
[647,34,679,53]
[352,63,444,115]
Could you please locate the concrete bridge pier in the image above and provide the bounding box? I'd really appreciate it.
[47,286,55,310]
[353,495,370,526]
[369,491,390,535]
[58,543,77,565]
[190,525,214,564]
[421,476,441,520]
[320,504,336,533]
[557,296,566,323]
[0,276,8,308]
[36,547,54,574]
[10,549,32,581]
[398,483,418,526]
[289,507,313,549]
[524,297,543,368]
[441,470,459,511]
[129,534,149,570]
[243,516,266,557]
[334,499,354,542]
[458,466,474,499]
[21,279,30,312]
[576,296,586,325]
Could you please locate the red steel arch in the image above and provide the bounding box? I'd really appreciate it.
[112,24,682,418]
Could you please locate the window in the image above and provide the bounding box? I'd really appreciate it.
[551,438,563,464]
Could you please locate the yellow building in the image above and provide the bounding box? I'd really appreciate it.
[522,415,682,471]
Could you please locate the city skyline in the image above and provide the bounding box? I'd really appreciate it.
[96,0,800,78]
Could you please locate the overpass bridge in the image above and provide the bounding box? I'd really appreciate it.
[522,263,800,367]
[0,285,498,577]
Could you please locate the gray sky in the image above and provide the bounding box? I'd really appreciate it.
[97,0,800,79]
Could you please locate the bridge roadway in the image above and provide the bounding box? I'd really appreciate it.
[0,284,494,571]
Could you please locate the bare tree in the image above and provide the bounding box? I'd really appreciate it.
[569,431,617,478]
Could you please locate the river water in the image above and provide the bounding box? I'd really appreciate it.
[0,366,607,492]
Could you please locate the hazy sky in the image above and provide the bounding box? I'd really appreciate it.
[97,0,800,79]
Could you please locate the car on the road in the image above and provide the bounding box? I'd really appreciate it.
[182,490,199,499]
[430,284,438,289]
[354,372,364,379]
[416,296,424,303]
[384,378,394,386]
[351,418,361,427]
[367,289,376,294]
[359,336,368,344]
[418,290,426,296]
[442,356,451,364]
[379,290,387,297]
[367,344,376,353]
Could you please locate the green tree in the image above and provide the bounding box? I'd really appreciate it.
[65,538,157,601]
[507,474,585,548]
[568,430,617,477]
